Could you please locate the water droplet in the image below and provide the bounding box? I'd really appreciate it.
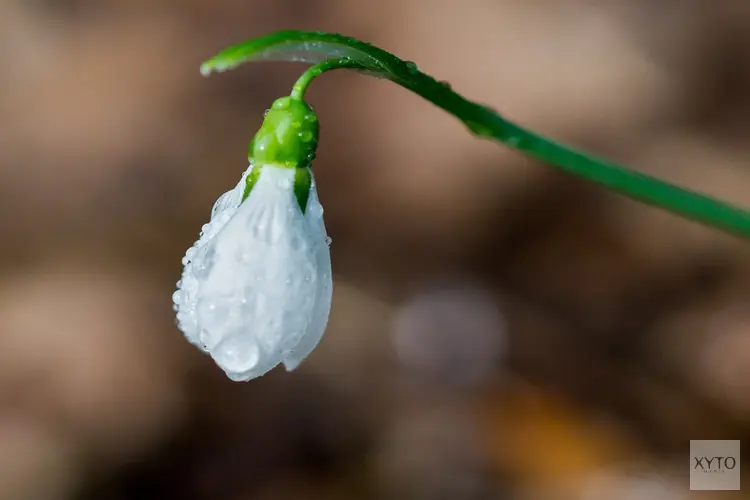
[438,80,452,90]
[181,256,189,265]
[299,131,313,142]
[304,114,317,123]
[211,191,230,216]
[466,120,493,137]
[213,335,261,374]
[186,247,197,260]
[240,296,257,316]
[272,99,289,110]
[197,299,229,330]
[172,290,183,304]
[325,236,333,246]
[506,136,522,147]
[309,204,323,218]
[405,61,418,73]
[304,275,311,282]
[176,279,182,287]
[292,120,302,128]
[263,109,270,116]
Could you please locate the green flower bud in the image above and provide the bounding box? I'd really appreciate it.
[249,96,319,169]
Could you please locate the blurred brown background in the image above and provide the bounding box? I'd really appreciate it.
[1,0,750,499]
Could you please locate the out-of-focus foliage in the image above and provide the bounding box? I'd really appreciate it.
[0,1,749,499]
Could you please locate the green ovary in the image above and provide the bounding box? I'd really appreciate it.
[245,96,319,213]
[249,96,319,169]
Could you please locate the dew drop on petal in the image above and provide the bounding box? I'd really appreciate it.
[240,296,257,316]
[289,236,306,251]
[213,335,261,375]
[197,299,230,328]
[236,249,252,263]
[325,236,333,246]
[252,223,266,239]
[211,191,233,218]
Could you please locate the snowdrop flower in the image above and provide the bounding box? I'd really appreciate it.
[173,97,332,381]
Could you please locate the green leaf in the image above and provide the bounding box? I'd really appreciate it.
[202,31,396,77]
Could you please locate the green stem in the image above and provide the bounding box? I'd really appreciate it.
[201,31,750,240]
[290,58,367,100]
[500,121,750,236]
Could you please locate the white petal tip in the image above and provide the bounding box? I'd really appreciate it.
[224,370,254,382]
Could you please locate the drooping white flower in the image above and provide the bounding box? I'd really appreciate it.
[173,96,332,381]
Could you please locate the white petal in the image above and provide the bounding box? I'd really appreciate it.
[174,164,253,350]
[283,183,333,371]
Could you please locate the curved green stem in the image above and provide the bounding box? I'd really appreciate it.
[201,30,750,240]
[290,58,367,100]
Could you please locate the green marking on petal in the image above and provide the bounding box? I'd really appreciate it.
[242,163,263,202]
[294,167,311,214]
